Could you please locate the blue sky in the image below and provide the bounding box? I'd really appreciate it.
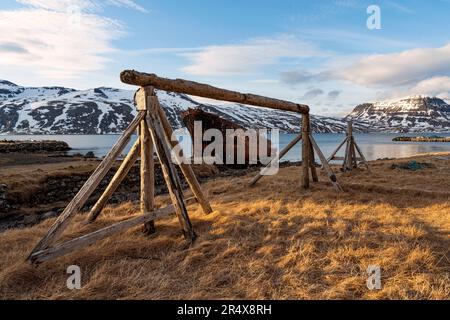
[0,0,449,116]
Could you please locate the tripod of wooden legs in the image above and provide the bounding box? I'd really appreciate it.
[27,86,212,265]
[327,121,370,172]
[250,113,343,192]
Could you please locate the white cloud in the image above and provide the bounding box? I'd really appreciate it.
[105,0,147,13]
[17,0,98,12]
[0,8,122,79]
[410,76,450,97]
[17,0,147,12]
[335,43,450,86]
[0,0,147,81]
[181,35,318,76]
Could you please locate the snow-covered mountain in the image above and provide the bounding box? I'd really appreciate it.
[0,80,364,134]
[1,80,449,134]
[348,96,450,132]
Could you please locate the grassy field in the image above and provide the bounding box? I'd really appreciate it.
[0,153,449,299]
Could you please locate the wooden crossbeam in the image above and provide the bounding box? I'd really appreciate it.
[249,133,302,186]
[121,70,309,114]
[309,134,343,192]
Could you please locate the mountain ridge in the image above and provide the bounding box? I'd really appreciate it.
[1,80,449,134]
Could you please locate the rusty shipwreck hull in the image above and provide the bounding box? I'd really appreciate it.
[182,108,274,168]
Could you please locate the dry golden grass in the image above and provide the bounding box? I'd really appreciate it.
[0,153,449,300]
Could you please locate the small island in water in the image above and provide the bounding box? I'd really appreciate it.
[393,136,450,142]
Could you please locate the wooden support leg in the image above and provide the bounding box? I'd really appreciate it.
[354,141,371,173]
[27,112,146,259]
[145,97,196,242]
[344,120,354,171]
[307,119,318,182]
[327,137,347,163]
[351,138,358,168]
[301,114,310,189]
[141,119,156,235]
[86,138,141,223]
[309,134,343,192]
[156,104,213,215]
[249,133,302,186]
[344,138,352,172]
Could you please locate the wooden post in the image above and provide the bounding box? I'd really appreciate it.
[86,138,141,223]
[140,119,156,235]
[144,93,196,242]
[344,121,353,171]
[308,118,318,182]
[27,112,145,258]
[301,114,310,189]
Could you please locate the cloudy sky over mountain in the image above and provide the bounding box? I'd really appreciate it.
[0,0,449,116]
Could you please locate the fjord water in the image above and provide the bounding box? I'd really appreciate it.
[3,132,450,161]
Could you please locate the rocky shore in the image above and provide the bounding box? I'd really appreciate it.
[0,140,71,153]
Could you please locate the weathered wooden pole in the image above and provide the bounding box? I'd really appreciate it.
[309,135,343,192]
[140,119,156,235]
[249,133,302,186]
[345,120,354,171]
[86,138,141,223]
[142,91,196,242]
[301,114,310,189]
[156,104,213,215]
[121,70,309,114]
[308,118,319,182]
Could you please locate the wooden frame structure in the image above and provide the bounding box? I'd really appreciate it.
[27,86,212,265]
[328,120,370,172]
[27,70,342,264]
[120,71,342,192]
[249,113,343,191]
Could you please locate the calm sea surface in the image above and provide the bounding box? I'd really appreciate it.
[2,132,450,162]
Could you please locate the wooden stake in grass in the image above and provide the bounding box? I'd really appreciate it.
[140,115,156,235]
[302,114,311,189]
